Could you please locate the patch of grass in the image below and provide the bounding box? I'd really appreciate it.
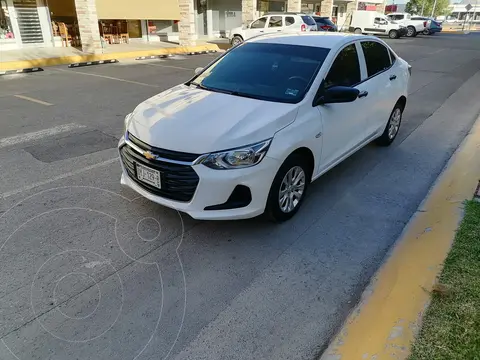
[409,200,480,360]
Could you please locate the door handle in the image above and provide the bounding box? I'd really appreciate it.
[390,75,397,81]
[358,91,368,98]
[277,29,282,32]
[259,30,264,33]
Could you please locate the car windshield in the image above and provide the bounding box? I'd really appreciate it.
[189,42,330,104]
[301,15,317,25]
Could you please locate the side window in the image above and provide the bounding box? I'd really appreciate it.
[361,41,392,77]
[251,17,267,29]
[268,16,283,28]
[374,17,382,24]
[387,15,395,20]
[324,44,361,88]
[397,14,404,20]
[406,14,411,20]
[285,16,295,26]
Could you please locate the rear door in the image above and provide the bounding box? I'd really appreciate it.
[266,15,284,34]
[358,40,399,137]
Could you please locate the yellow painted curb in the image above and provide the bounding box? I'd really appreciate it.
[0,43,221,71]
[321,115,480,360]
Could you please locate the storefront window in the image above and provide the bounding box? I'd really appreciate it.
[0,0,15,39]
[257,0,286,13]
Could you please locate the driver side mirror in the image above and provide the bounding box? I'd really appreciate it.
[315,86,360,106]
[194,67,203,75]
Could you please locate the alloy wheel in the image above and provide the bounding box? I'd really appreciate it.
[388,108,402,139]
[278,166,306,213]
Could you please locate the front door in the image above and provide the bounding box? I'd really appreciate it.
[245,16,268,39]
[315,42,368,170]
[265,15,284,35]
[373,17,388,34]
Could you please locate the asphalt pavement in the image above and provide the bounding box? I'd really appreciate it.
[1,33,480,360]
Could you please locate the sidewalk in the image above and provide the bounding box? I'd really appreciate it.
[321,113,480,360]
[0,40,228,71]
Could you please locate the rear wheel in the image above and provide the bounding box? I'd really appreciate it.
[375,103,403,146]
[406,26,416,37]
[354,28,362,34]
[389,29,399,39]
[422,28,430,35]
[266,154,311,222]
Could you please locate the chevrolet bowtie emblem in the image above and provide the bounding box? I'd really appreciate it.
[143,151,156,160]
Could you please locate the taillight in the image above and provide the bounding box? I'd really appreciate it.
[423,21,427,27]
[321,25,331,30]
[301,24,307,31]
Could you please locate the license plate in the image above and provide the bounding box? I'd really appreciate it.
[136,163,161,189]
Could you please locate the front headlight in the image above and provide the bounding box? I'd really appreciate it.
[124,113,133,134]
[200,139,272,170]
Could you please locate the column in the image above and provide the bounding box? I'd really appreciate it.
[376,0,387,14]
[320,0,334,17]
[74,0,102,54]
[342,0,357,31]
[242,0,256,26]
[179,0,196,46]
[287,0,301,12]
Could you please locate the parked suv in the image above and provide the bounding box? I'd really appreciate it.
[386,13,427,37]
[228,13,317,46]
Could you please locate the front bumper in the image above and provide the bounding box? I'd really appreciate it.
[118,136,281,220]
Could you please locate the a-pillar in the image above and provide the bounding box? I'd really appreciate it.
[74,0,102,54]
[320,0,334,17]
[179,0,196,46]
[287,0,301,12]
[242,0,257,26]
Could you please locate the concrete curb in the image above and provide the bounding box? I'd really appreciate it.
[0,43,221,71]
[0,67,44,76]
[320,114,480,360]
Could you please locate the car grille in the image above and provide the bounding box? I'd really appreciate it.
[120,141,200,202]
[128,132,200,162]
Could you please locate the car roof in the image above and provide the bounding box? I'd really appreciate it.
[247,32,375,49]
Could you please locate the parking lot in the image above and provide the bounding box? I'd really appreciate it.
[1,33,480,360]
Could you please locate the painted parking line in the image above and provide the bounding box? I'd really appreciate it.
[54,68,160,88]
[13,94,53,106]
[0,123,86,149]
[142,63,194,71]
[0,157,119,199]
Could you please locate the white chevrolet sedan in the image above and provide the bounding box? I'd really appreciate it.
[119,33,411,222]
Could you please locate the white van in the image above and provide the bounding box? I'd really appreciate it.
[350,11,407,39]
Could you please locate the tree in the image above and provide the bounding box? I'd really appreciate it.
[405,0,450,17]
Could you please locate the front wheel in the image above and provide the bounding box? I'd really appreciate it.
[389,30,399,39]
[375,103,403,146]
[406,26,417,37]
[422,28,430,35]
[230,35,243,46]
[265,154,311,222]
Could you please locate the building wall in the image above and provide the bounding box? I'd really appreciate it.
[210,0,242,36]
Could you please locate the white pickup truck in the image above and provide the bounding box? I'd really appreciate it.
[386,13,427,37]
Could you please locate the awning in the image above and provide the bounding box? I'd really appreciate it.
[95,0,180,20]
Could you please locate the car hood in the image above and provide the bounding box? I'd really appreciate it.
[127,85,298,154]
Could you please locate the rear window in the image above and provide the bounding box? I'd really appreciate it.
[192,43,330,104]
[301,16,316,25]
[315,17,335,26]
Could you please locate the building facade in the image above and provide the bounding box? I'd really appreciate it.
[0,0,387,53]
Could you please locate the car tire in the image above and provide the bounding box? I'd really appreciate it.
[388,30,399,39]
[375,102,403,147]
[265,153,311,223]
[231,35,243,46]
[406,26,416,37]
[422,28,430,35]
[354,28,362,34]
